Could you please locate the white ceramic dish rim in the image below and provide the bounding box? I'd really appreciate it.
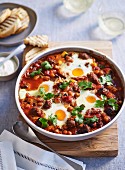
[15,45,125,141]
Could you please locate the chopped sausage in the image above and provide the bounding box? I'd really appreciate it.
[42,100,52,109]
[79,52,90,59]
[104,105,114,116]
[29,107,42,117]
[88,72,100,84]
[77,124,90,134]
[67,119,76,128]
[102,88,115,98]
[62,95,73,103]
[85,108,102,118]
[106,85,117,93]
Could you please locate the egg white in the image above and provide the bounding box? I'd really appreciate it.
[19,80,54,99]
[76,90,103,115]
[43,103,71,127]
[61,52,93,77]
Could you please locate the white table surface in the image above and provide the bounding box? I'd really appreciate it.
[0,0,125,170]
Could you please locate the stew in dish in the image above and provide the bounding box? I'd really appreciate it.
[19,51,123,135]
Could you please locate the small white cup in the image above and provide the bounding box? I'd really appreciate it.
[63,0,95,14]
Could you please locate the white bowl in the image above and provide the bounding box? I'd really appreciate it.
[15,46,125,141]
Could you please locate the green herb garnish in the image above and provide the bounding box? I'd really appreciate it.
[30,68,42,77]
[71,104,85,116]
[44,93,54,100]
[95,95,118,111]
[94,100,105,108]
[59,81,70,90]
[75,114,84,124]
[101,94,107,101]
[107,98,118,111]
[41,61,52,70]
[99,75,113,85]
[48,114,57,126]
[78,81,92,90]
[83,116,99,124]
[39,118,48,128]
[39,87,45,96]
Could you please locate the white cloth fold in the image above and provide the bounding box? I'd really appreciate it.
[0,130,86,170]
[0,141,17,170]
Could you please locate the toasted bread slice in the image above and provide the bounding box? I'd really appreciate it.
[0,8,11,24]
[0,16,21,38]
[23,46,44,66]
[11,7,28,20]
[11,7,30,34]
[24,35,48,48]
[15,15,30,34]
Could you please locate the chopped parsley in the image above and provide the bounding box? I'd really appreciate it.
[41,61,52,70]
[39,87,45,96]
[59,81,70,90]
[83,116,99,124]
[78,81,92,90]
[94,95,118,111]
[101,94,107,101]
[48,114,57,126]
[99,75,113,85]
[44,93,54,100]
[30,68,42,77]
[71,104,85,116]
[39,118,48,128]
[107,98,118,111]
[94,100,105,108]
[75,114,84,124]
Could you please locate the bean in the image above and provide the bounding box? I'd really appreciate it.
[33,75,40,80]
[54,97,61,103]
[62,125,68,130]
[70,100,77,107]
[66,56,73,62]
[63,130,68,135]
[98,70,104,76]
[74,92,80,98]
[94,70,100,74]
[67,131,72,135]
[103,115,111,123]
[67,106,73,112]
[36,97,43,102]
[50,70,56,77]
[68,91,74,96]
[37,102,43,106]
[54,129,60,134]
[25,104,31,109]
[47,125,55,132]
[43,76,50,81]
[71,128,77,135]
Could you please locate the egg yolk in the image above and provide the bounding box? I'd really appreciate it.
[72,68,84,76]
[55,110,66,121]
[41,84,49,92]
[86,96,96,103]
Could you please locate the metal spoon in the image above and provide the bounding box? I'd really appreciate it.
[12,121,83,170]
[0,44,25,66]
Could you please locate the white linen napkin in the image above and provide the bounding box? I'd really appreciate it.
[0,130,86,170]
[0,141,17,170]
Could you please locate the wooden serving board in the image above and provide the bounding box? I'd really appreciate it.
[21,41,118,157]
